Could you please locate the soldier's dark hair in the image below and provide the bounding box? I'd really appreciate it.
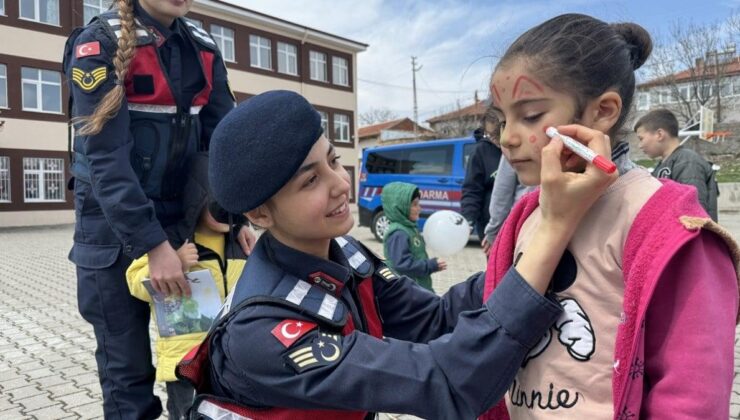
[496,13,653,138]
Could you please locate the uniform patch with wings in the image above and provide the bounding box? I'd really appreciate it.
[72,66,108,92]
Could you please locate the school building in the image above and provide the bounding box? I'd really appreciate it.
[0,0,366,227]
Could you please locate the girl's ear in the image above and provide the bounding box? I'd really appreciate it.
[582,91,622,134]
[246,204,274,229]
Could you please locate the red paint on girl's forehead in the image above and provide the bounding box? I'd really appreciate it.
[512,75,544,100]
[491,84,502,104]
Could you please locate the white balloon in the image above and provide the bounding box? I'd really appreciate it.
[422,210,470,256]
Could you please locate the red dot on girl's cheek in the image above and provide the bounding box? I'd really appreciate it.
[529,135,537,143]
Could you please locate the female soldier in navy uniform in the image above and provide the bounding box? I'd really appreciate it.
[63,0,254,417]
[175,90,616,419]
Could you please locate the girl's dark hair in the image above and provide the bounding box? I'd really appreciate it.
[497,13,652,136]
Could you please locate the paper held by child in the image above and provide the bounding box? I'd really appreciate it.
[142,269,223,337]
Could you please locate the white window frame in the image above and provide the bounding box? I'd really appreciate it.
[277,42,298,76]
[21,67,62,114]
[0,64,7,109]
[0,0,6,16]
[19,0,59,25]
[210,24,235,63]
[0,156,10,203]
[333,113,350,143]
[310,51,327,82]
[23,157,65,203]
[83,0,112,24]
[332,56,349,86]
[249,35,272,70]
[636,92,649,111]
[318,111,329,135]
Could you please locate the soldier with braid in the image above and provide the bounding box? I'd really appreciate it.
[63,0,255,417]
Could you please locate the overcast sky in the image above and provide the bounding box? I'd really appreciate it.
[224,0,739,125]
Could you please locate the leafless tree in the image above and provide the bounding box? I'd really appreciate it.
[645,17,736,122]
[359,108,399,126]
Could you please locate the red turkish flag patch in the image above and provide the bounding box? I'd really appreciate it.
[271,319,317,348]
[75,41,101,58]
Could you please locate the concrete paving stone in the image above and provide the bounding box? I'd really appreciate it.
[60,365,92,378]
[7,385,44,401]
[15,393,55,412]
[1,377,34,391]
[46,382,87,398]
[57,391,99,409]
[0,406,30,419]
[732,403,740,418]
[71,373,100,388]
[34,374,71,389]
[25,403,69,419]
[22,343,48,354]
[0,394,19,410]
[70,401,103,419]
[49,358,81,371]
[13,361,45,372]
[24,367,56,380]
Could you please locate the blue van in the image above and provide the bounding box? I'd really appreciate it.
[357,137,476,241]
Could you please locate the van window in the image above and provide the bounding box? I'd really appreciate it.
[366,149,405,174]
[463,143,476,170]
[405,145,453,175]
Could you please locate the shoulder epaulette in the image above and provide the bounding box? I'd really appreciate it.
[97,11,154,46]
[182,19,218,50]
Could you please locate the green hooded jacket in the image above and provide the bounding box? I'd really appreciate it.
[382,182,435,291]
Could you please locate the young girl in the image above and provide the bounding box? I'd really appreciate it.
[481,13,739,419]
[63,0,253,416]
[174,89,625,419]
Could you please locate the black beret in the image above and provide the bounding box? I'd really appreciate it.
[209,90,323,214]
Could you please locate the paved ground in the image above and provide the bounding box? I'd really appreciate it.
[1,210,740,419]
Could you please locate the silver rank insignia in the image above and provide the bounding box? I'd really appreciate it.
[285,332,343,373]
[376,265,397,282]
[72,66,108,92]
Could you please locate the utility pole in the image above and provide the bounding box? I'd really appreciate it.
[411,56,422,140]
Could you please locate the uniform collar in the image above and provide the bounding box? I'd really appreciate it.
[264,234,353,297]
[134,0,179,40]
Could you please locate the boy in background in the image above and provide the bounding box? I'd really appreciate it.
[382,182,446,291]
[635,108,719,221]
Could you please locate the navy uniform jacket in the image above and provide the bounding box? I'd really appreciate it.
[206,234,562,419]
[462,138,502,237]
[65,4,234,260]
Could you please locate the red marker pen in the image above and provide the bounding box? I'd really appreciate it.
[545,127,617,174]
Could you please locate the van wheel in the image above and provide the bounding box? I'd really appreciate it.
[371,211,389,242]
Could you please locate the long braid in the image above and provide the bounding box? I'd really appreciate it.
[74,0,138,136]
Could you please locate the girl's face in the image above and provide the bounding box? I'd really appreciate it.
[490,59,585,186]
[139,0,193,27]
[409,197,421,222]
[249,136,354,257]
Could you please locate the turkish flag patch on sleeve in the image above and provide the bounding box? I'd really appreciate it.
[75,41,101,58]
[271,319,317,348]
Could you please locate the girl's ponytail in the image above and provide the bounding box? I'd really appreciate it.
[75,0,137,136]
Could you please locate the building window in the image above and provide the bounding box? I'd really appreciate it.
[0,156,10,203]
[249,35,272,69]
[185,17,202,28]
[636,92,649,111]
[19,0,59,25]
[21,67,62,113]
[310,51,327,82]
[0,64,7,108]
[318,111,328,135]
[333,113,350,143]
[0,0,5,15]
[277,42,298,75]
[734,80,740,96]
[210,24,235,63]
[83,0,112,23]
[332,56,349,86]
[679,86,690,101]
[23,157,65,202]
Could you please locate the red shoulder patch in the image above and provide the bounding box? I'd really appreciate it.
[271,319,317,348]
[76,41,101,58]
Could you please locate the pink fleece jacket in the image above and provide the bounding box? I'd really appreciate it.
[480,179,740,420]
